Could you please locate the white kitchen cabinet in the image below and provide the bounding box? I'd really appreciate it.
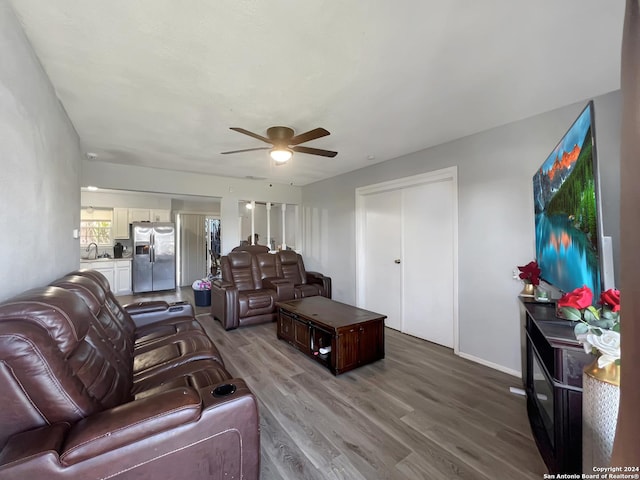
[80,260,131,295]
[114,260,132,295]
[150,209,171,222]
[128,208,151,223]
[82,261,116,290]
[96,266,115,291]
[113,208,130,239]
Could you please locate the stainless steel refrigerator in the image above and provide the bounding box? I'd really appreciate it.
[132,222,176,293]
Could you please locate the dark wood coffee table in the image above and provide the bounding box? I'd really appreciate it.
[276,296,386,375]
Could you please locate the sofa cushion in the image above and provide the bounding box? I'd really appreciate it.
[277,250,305,284]
[53,275,225,377]
[223,252,259,291]
[238,290,277,317]
[0,287,130,447]
[255,252,277,279]
[50,275,135,360]
[71,269,137,339]
[131,359,231,398]
[70,270,204,345]
[0,288,132,408]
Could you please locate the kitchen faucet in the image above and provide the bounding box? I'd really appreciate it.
[86,242,98,259]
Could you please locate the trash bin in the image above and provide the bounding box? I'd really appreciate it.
[193,288,211,307]
[192,278,212,307]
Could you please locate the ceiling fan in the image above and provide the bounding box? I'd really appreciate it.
[221,126,338,164]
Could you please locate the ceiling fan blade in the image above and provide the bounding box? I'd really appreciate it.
[292,145,338,157]
[221,147,270,154]
[229,127,272,144]
[289,128,330,146]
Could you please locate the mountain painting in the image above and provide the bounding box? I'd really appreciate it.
[532,104,602,299]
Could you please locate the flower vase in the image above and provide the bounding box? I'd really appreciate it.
[519,282,535,297]
[582,359,620,472]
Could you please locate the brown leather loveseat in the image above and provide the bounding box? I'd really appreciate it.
[211,250,331,330]
[0,270,260,480]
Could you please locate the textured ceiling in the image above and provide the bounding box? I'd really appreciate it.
[9,1,624,186]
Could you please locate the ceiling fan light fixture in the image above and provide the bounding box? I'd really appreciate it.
[270,148,293,164]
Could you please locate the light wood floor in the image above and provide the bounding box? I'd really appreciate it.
[118,288,547,480]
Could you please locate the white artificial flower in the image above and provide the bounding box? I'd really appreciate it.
[587,330,621,368]
[576,332,593,354]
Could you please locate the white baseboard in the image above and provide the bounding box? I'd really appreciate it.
[456,351,521,378]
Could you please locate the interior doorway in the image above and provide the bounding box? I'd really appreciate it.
[207,217,221,276]
[177,213,220,287]
[355,167,459,351]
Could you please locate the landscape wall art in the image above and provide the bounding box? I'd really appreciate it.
[532,103,602,300]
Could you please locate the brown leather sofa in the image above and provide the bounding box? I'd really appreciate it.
[0,270,260,480]
[275,250,331,298]
[211,250,331,330]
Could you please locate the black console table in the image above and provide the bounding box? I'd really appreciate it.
[521,299,592,474]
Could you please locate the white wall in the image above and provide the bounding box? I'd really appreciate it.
[82,160,302,206]
[171,198,220,215]
[81,190,172,210]
[0,1,83,302]
[220,196,240,255]
[301,91,621,375]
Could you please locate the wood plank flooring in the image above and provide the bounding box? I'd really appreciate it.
[118,288,547,479]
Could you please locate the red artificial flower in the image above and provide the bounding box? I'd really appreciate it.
[518,261,541,286]
[599,288,621,312]
[557,285,593,310]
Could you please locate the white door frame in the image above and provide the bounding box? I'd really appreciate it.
[355,166,460,354]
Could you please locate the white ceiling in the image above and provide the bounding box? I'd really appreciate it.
[9,1,624,186]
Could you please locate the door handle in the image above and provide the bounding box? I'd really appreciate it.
[394,259,401,264]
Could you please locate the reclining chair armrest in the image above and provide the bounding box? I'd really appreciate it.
[211,283,240,330]
[306,272,332,298]
[60,387,201,466]
[262,277,295,301]
[212,279,233,288]
[0,382,261,479]
[0,423,69,470]
[124,300,195,328]
[124,300,170,314]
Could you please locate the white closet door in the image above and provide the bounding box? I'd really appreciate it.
[362,189,403,331]
[358,168,457,349]
[402,180,454,348]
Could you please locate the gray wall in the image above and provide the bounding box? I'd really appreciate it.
[0,1,83,302]
[301,91,621,375]
[82,190,172,210]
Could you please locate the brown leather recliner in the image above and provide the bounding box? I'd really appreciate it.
[211,250,332,330]
[211,250,294,330]
[51,274,226,380]
[0,273,260,479]
[276,250,332,298]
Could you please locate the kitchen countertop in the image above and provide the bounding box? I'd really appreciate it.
[80,257,132,263]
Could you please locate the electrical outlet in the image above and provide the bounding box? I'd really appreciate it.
[512,268,520,280]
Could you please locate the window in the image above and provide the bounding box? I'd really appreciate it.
[80,208,113,247]
[80,220,112,246]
